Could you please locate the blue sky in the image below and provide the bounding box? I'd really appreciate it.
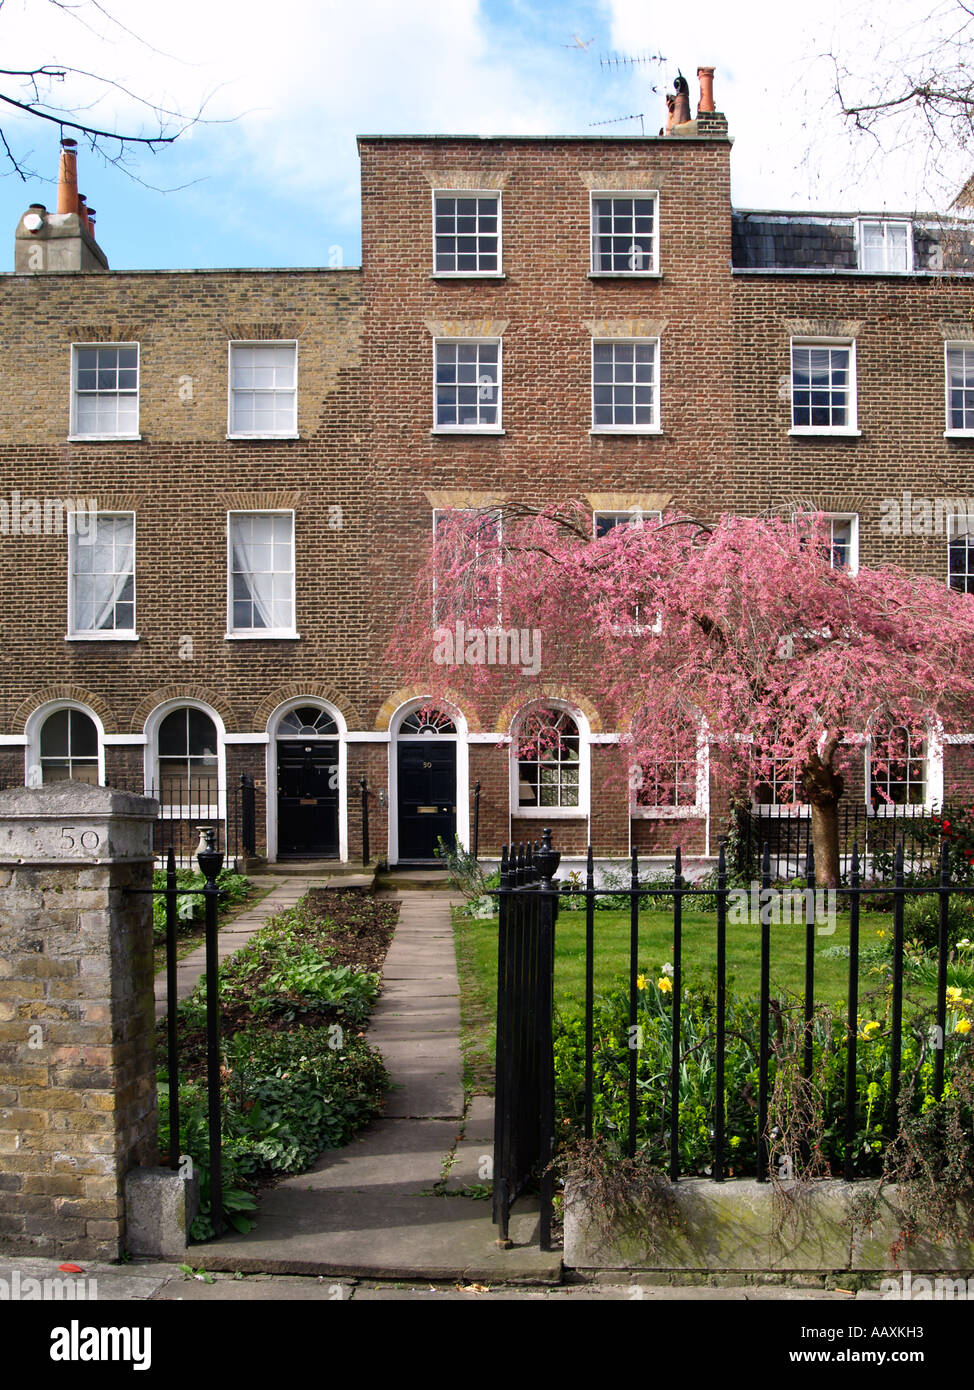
[0,0,964,271]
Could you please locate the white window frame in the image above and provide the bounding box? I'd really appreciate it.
[66,510,138,641]
[69,342,140,441]
[947,512,974,592]
[789,338,859,437]
[592,508,663,633]
[24,700,105,789]
[824,513,859,574]
[866,717,941,816]
[944,341,974,437]
[226,509,298,640]
[431,507,502,626]
[144,698,226,820]
[749,729,809,817]
[592,508,663,537]
[857,219,912,273]
[431,189,503,277]
[432,337,503,434]
[227,340,299,440]
[510,702,590,820]
[630,722,708,820]
[591,337,661,435]
[590,190,660,276]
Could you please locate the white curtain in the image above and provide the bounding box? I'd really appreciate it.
[231,514,277,629]
[75,515,134,632]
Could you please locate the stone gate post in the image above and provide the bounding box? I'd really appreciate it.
[0,784,158,1260]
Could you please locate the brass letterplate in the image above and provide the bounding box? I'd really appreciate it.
[417,806,437,813]
[299,798,317,805]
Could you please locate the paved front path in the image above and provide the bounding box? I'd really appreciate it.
[190,891,561,1282]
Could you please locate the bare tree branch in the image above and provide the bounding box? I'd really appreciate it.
[0,1,236,189]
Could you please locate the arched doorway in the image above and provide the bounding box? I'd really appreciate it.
[393,705,461,863]
[274,703,341,858]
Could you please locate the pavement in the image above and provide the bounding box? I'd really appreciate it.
[0,1256,891,1299]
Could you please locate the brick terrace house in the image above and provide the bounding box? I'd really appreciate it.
[1,68,973,871]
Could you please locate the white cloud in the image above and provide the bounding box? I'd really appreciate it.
[0,0,968,268]
[605,0,973,211]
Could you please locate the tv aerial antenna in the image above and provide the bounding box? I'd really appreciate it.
[588,50,667,137]
[599,50,665,74]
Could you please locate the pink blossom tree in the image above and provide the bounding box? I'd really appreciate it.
[391,505,974,886]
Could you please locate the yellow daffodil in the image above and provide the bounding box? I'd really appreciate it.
[861,1021,881,1039]
[636,974,647,991]
[658,976,673,994]
[955,1018,971,1035]
[946,986,963,1004]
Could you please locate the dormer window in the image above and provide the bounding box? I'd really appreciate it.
[858,220,912,273]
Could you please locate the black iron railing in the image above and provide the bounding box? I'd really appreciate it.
[492,833,558,1248]
[128,831,226,1238]
[99,775,256,867]
[360,777,370,867]
[736,801,941,881]
[493,830,974,1248]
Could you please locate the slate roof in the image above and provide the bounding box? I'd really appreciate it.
[731,211,974,273]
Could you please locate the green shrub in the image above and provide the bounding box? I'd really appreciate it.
[159,1029,388,1239]
[553,972,973,1178]
[253,947,380,1023]
[152,868,252,943]
[902,893,974,955]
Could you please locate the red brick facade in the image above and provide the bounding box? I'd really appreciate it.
[0,113,971,867]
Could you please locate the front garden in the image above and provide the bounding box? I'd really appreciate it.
[156,890,397,1239]
[448,826,974,1249]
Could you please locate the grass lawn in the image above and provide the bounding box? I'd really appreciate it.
[454,902,896,1094]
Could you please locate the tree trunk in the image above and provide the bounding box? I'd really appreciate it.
[809,800,841,890]
[800,751,844,889]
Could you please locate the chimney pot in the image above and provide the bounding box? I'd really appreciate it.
[57,138,79,215]
[697,66,716,113]
[671,74,691,127]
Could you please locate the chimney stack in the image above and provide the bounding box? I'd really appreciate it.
[57,138,79,215]
[15,139,108,272]
[662,64,727,138]
[697,66,715,113]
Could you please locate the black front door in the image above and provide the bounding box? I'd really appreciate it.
[277,740,339,857]
[397,740,456,861]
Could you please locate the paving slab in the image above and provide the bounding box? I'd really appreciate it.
[444,1094,495,1192]
[188,1199,558,1282]
[153,1273,357,1300]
